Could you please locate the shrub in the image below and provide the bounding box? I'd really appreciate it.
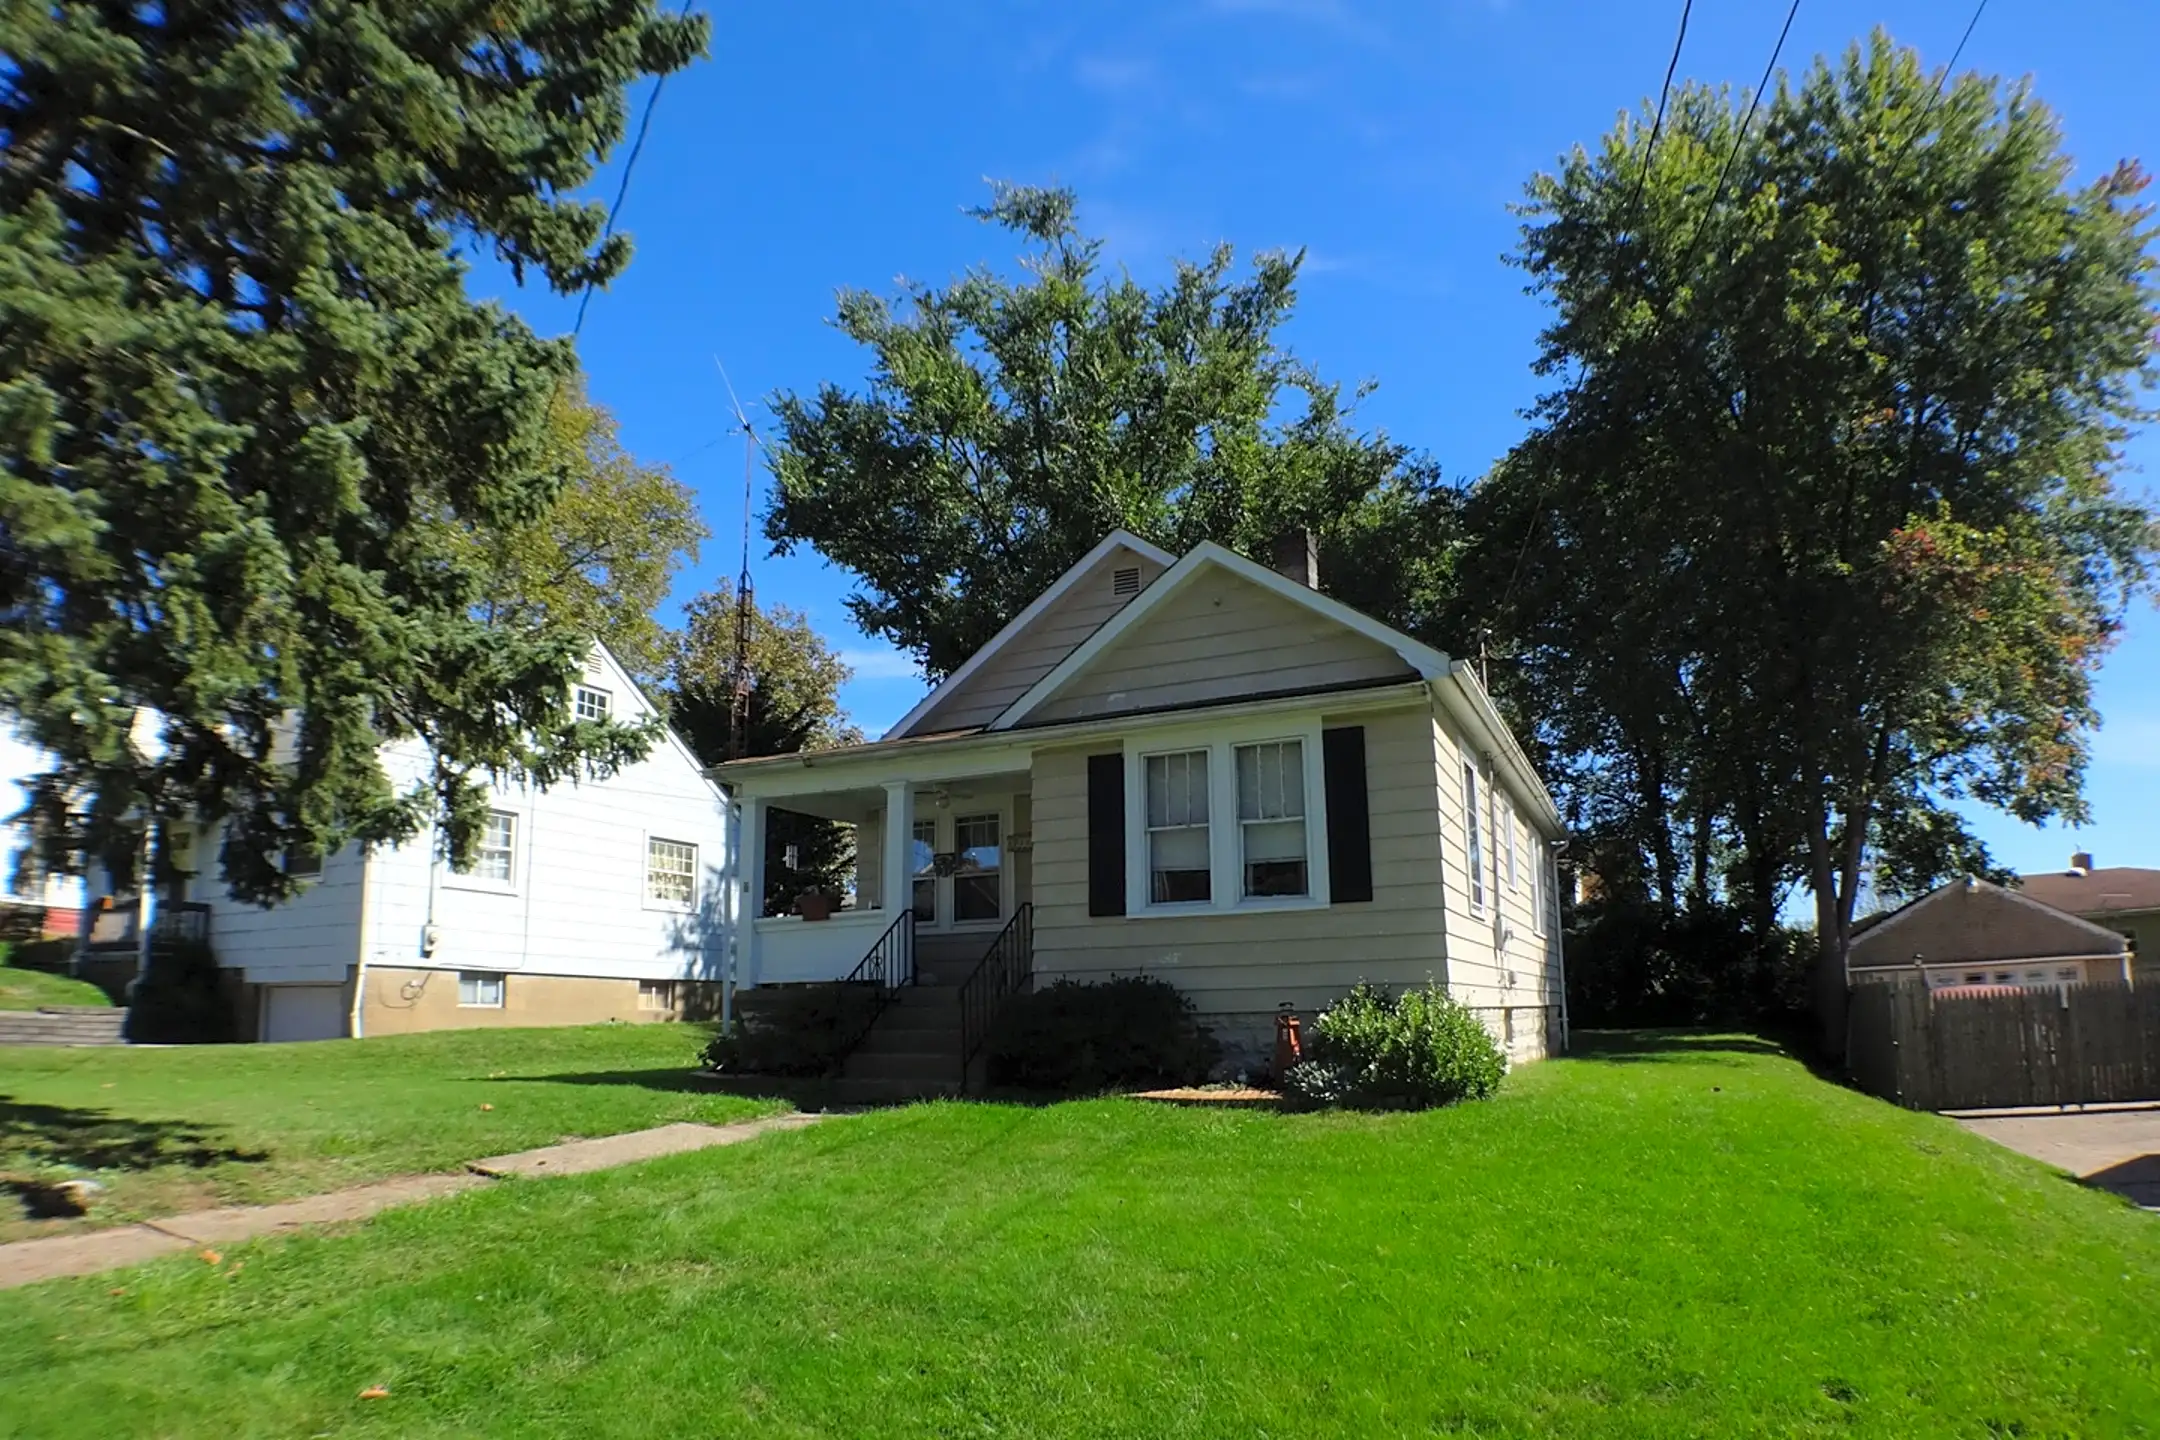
[701,983,884,1076]
[985,975,1220,1093]
[6,937,78,974]
[124,938,235,1044]
[1282,983,1506,1110]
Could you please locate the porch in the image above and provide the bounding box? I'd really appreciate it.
[739,767,1033,988]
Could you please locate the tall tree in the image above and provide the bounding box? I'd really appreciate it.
[0,2,707,903]
[665,581,859,912]
[458,374,706,682]
[765,183,1456,677]
[1466,34,2156,1035]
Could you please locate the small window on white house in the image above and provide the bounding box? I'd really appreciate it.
[1145,749,1212,904]
[1463,763,1484,913]
[953,813,1002,922]
[458,971,505,1008]
[646,838,697,907]
[574,685,612,722]
[457,810,517,885]
[285,843,322,878]
[638,980,672,1012]
[1236,740,1307,898]
[1112,566,1142,597]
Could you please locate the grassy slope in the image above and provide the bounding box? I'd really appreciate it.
[2,1033,2155,1438]
[0,1024,775,1242]
[0,960,111,1011]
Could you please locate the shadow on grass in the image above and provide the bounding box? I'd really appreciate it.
[1567,1031,1794,1064]
[0,1096,268,1173]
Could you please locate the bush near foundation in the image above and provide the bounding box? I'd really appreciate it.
[700,983,883,1076]
[985,976,1220,1093]
[1282,983,1505,1110]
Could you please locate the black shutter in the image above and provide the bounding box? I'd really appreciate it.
[1322,726,1373,903]
[1086,752,1126,916]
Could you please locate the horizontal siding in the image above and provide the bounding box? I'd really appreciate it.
[1030,567,1416,724]
[1029,704,1447,1014]
[1429,717,1562,1011]
[914,549,1167,732]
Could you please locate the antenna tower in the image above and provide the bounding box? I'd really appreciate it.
[716,361,759,761]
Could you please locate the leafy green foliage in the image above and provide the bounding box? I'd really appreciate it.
[1282,983,1505,1109]
[698,984,884,1078]
[1462,35,2157,998]
[122,940,232,1045]
[663,581,861,912]
[458,375,706,683]
[765,183,1458,677]
[1563,899,1814,1029]
[0,1,707,903]
[985,976,1221,1092]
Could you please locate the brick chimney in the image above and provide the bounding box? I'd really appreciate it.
[1268,528,1318,589]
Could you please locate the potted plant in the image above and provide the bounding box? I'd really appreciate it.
[795,890,836,922]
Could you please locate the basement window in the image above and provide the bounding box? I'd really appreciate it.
[458,972,505,1008]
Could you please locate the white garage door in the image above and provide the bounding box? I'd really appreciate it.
[262,985,348,1043]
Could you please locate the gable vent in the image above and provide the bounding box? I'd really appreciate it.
[1111,566,1142,597]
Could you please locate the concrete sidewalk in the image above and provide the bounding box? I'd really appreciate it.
[1954,1105,2160,1210]
[0,1111,822,1291]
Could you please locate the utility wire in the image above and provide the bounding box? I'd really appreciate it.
[1623,0,1696,232]
[1668,0,1802,282]
[572,0,697,338]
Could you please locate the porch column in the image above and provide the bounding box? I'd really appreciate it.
[742,794,767,924]
[881,781,914,920]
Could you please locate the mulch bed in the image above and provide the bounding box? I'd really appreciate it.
[1129,1086,1285,1108]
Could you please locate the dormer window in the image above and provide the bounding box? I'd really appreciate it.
[1112,566,1142,597]
[574,685,611,722]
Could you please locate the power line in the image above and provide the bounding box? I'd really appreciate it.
[572,0,697,338]
[1669,0,1802,281]
[1623,0,1696,231]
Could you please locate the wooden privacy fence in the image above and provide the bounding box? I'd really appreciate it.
[1846,980,2160,1111]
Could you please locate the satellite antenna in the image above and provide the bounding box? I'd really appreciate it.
[714,358,761,762]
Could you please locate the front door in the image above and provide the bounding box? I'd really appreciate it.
[909,809,1006,931]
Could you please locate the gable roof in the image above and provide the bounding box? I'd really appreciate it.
[2015,866,2160,917]
[1849,876,2132,965]
[881,529,1175,741]
[989,540,1451,731]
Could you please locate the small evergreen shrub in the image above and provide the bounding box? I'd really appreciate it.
[124,939,235,1044]
[6,937,77,974]
[986,976,1220,1093]
[701,983,884,1076]
[1282,982,1505,1110]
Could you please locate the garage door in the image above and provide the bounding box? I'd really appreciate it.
[262,985,348,1043]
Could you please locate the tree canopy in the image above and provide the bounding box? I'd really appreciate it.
[0,1,706,902]
[459,375,706,683]
[1459,33,2156,1006]
[764,183,1457,678]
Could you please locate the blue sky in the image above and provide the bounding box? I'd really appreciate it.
[476,0,2160,876]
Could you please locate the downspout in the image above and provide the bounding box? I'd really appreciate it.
[1554,847,1572,1054]
[349,842,375,1041]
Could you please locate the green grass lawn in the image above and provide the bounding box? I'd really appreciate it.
[2,1032,2155,1438]
[0,1024,777,1242]
[0,953,112,1011]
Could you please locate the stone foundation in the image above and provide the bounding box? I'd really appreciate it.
[359,966,725,1037]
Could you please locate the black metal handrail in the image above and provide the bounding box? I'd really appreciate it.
[825,909,914,1073]
[957,902,1033,1089]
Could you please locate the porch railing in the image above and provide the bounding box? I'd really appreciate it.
[957,902,1033,1090]
[825,910,915,1073]
[83,901,210,952]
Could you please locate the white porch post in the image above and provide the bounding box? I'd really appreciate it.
[741,794,767,988]
[882,781,914,920]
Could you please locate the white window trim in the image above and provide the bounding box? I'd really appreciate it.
[1464,762,1485,916]
[458,970,506,1008]
[910,800,1016,933]
[642,833,700,913]
[444,808,521,896]
[1122,715,1331,917]
[574,684,613,723]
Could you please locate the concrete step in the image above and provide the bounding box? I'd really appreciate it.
[842,1049,965,1084]
[826,1075,964,1106]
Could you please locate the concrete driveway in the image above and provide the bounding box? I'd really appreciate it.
[1953,1107,2160,1209]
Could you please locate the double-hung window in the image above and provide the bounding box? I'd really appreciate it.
[646,838,697,907]
[1145,750,1212,904]
[910,819,937,923]
[452,810,518,890]
[953,813,1002,921]
[1505,806,1518,893]
[1463,763,1485,913]
[1236,740,1307,898]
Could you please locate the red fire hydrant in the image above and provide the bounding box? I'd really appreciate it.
[1274,1007,1304,1077]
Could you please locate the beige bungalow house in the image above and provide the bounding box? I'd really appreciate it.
[712,530,1568,1082]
